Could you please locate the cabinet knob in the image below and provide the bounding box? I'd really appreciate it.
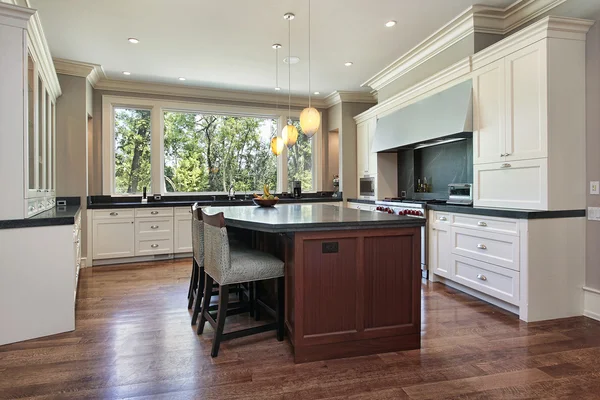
[151,225,159,229]
[477,274,487,281]
[477,221,487,227]
[151,244,159,248]
[109,212,118,216]
[151,211,159,215]
[501,163,511,168]
[477,244,487,250]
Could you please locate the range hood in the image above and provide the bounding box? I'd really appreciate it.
[372,80,473,153]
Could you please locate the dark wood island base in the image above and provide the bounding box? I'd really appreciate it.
[284,227,422,363]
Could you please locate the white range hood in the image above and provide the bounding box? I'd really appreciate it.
[372,80,473,153]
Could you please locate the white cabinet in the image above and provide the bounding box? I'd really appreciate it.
[471,19,588,211]
[134,208,173,256]
[92,210,135,259]
[346,202,375,212]
[174,215,193,253]
[429,222,451,279]
[356,118,377,178]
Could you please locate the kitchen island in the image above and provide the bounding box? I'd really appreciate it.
[205,204,425,363]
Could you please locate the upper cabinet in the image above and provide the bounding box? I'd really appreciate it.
[0,3,60,220]
[356,118,377,178]
[472,17,591,211]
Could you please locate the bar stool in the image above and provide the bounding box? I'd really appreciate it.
[198,209,285,357]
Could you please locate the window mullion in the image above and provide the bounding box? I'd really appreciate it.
[151,105,163,195]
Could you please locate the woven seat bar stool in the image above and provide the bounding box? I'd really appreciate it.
[198,210,285,357]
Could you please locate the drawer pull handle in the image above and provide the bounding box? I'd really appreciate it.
[189,210,192,213]
[110,212,118,216]
[477,221,487,227]
[151,225,159,229]
[501,163,511,168]
[477,244,487,250]
[477,274,487,281]
[151,244,159,248]
[439,216,447,221]
[151,211,159,215]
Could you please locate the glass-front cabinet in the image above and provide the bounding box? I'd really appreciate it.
[25,50,57,216]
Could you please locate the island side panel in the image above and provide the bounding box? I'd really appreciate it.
[290,227,422,363]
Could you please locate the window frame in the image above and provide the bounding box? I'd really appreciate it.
[102,95,322,196]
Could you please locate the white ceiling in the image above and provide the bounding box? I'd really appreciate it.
[30,0,516,97]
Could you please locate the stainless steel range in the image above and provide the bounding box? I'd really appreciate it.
[375,198,446,278]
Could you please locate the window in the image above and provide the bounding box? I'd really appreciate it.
[287,120,313,192]
[163,111,277,193]
[113,108,151,194]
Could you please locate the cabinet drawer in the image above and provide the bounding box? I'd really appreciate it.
[136,217,173,239]
[93,209,134,219]
[432,211,451,224]
[174,206,193,216]
[451,227,519,271]
[452,214,518,236]
[451,254,520,305]
[135,208,173,218]
[474,158,547,210]
[136,238,173,256]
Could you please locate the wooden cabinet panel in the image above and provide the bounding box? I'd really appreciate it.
[429,223,451,279]
[301,238,358,336]
[174,215,192,253]
[356,121,368,177]
[451,227,519,271]
[92,218,135,259]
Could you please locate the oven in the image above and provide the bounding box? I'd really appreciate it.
[359,177,375,197]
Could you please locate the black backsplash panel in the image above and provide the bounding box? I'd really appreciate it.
[397,139,473,200]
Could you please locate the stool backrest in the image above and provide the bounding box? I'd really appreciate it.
[201,210,230,284]
[191,203,204,266]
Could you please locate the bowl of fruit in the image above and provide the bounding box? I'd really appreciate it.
[253,185,279,207]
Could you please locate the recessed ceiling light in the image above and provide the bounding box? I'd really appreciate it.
[128,38,139,44]
[314,91,320,95]
[344,62,353,67]
[122,71,131,75]
[272,43,282,49]
[284,56,300,64]
[178,77,186,81]
[385,20,397,28]
[275,87,281,91]
[283,13,295,20]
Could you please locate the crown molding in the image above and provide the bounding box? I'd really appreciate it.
[0,2,34,28]
[323,91,377,108]
[94,78,328,109]
[362,0,568,92]
[53,58,106,86]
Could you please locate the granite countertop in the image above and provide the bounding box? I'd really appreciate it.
[428,203,586,220]
[87,196,342,209]
[0,205,81,230]
[205,204,425,233]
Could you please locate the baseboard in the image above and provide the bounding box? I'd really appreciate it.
[583,286,600,321]
[81,257,87,268]
[91,253,192,267]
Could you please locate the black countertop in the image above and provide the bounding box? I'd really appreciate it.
[204,204,425,233]
[0,205,81,230]
[427,203,586,219]
[87,196,342,209]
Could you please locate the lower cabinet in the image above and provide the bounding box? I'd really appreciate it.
[429,222,451,279]
[347,202,376,211]
[174,214,193,253]
[92,216,135,259]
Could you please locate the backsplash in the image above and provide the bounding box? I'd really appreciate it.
[397,138,473,199]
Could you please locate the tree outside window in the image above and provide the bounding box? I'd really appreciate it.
[287,120,313,192]
[114,108,151,194]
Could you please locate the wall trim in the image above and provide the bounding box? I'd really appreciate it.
[323,91,377,108]
[0,2,34,28]
[361,0,568,92]
[54,58,106,86]
[584,286,600,321]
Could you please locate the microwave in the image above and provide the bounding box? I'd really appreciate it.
[360,177,375,197]
[447,183,473,205]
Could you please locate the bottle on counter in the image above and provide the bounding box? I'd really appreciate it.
[416,178,421,193]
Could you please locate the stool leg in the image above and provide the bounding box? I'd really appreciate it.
[254,282,261,321]
[248,282,255,318]
[211,284,229,357]
[197,273,213,335]
[276,276,285,341]
[187,259,197,309]
[191,266,205,325]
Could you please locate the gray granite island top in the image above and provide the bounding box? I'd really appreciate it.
[204,204,425,233]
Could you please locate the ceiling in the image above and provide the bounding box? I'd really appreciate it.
[30,0,516,97]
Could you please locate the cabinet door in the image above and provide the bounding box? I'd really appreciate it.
[429,222,451,279]
[92,219,135,259]
[473,158,547,210]
[505,41,547,161]
[356,121,368,177]
[174,215,192,253]
[473,59,506,164]
[367,118,377,175]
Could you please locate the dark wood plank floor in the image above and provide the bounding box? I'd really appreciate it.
[2,259,600,399]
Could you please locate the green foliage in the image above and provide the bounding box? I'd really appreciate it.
[114,108,151,194]
[287,120,313,191]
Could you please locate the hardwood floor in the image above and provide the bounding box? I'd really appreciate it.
[1,259,600,399]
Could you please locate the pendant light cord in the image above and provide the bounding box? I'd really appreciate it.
[275,46,278,116]
[308,0,311,109]
[288,17,291,124]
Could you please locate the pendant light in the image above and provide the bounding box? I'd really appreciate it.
[271,43,285,156]
[282,12,298,148]
[299,0,320,138]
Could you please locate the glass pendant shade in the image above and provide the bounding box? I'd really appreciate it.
[270,136,284,156]
[282,123,298,148]
[299,107,320,138]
